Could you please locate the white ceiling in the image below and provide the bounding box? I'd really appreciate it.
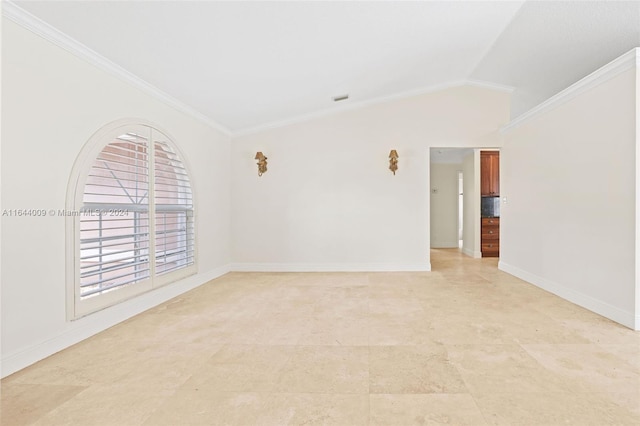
[431,148,474,165]
[471,1,640,118]
[10,1,640,134]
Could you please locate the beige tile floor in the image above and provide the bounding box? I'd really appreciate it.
[2,249,639,425]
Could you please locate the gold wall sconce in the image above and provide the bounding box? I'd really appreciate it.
[389,150,399,175]
[255,152,268,176]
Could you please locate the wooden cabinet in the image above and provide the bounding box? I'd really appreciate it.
[480,151,500,257]
[481,151,500,196]
[481,217,499,257]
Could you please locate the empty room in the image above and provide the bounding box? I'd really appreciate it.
[1,1,639,425]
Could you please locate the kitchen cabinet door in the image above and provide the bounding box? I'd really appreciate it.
[481,151,499,196]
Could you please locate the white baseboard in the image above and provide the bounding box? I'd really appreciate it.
[1,265,231,378]
[461,247,482,258]
[230,262,431,272]
[498,261,638,330]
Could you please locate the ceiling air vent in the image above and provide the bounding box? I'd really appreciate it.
[332,94,349,102]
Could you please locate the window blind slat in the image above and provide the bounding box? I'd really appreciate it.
[80,257,149,278]
[80,266,150,289]
[78,132,194,302]
[80,243,149,260]
[80,274,150,297]
[80,136,151,299]
[154,141,194,279]
[80,232,150,246]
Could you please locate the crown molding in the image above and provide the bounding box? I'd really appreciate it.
[2,1,232,136]
[233,81,462,137]
[464,79,515,93]
[233,79,511,137]
[501,47,639,134]
[1,0,520,139]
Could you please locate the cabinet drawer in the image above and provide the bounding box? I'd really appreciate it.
[482,226,499,239]
[482,217,500,226]
[481,242,499,251]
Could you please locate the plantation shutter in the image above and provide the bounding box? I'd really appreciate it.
[154,138,195,275]
[79,132,150,299]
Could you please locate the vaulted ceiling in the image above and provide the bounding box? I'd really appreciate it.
[10,1,640,134]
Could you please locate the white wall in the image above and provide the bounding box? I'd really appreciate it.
[231,86,510,271]
[430,163,461,248]
[1,19,232,376]
[0,1,4,371]
[636,64,640,329]
[462,151,481,257]
[500,62,638,329]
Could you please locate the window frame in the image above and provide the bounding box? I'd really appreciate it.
[66,120,197,319]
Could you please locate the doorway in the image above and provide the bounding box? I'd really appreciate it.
[429,148,483,259]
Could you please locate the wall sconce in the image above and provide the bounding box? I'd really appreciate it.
[255,152,268,176]
[389,150,399,175]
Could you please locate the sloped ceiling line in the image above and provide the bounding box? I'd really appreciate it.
[2,1,233,136]
[6,1,639,135]
[501,47,639,134]
[9,0,524,132]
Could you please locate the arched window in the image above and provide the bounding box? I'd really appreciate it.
[69,122,195,318]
